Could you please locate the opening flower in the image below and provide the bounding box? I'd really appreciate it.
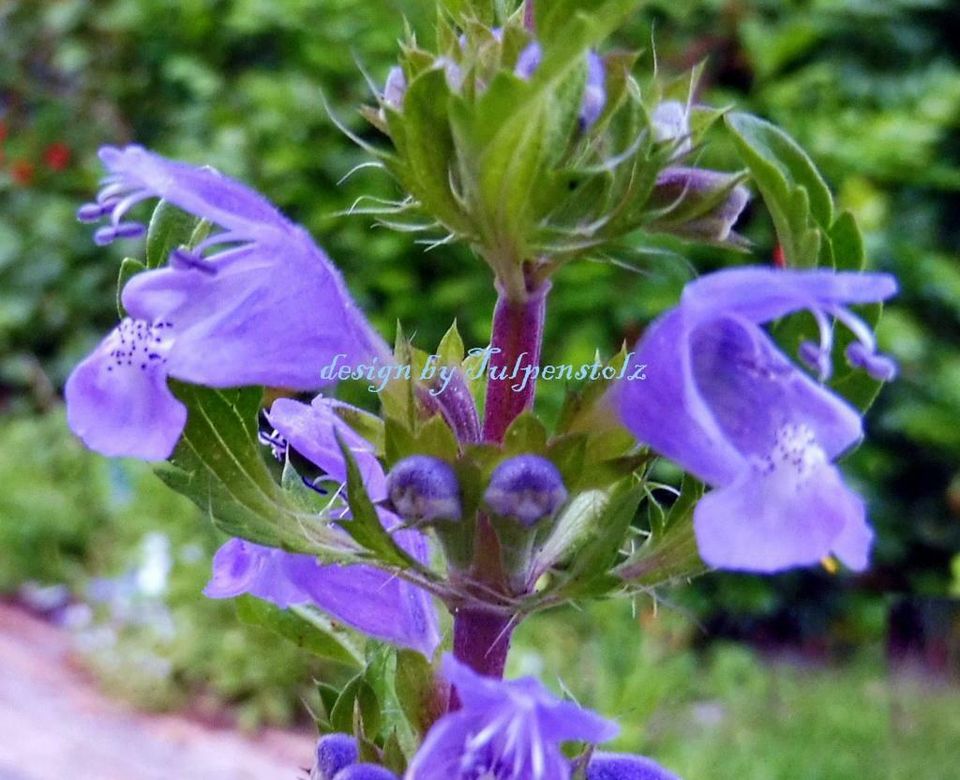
[66,145,386,460]
[615,267,897,573]
[405,654,619,780]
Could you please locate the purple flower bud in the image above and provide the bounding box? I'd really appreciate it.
[313,733,358,780]
[332,764,399,780]
[514,42,542,80]
[383,66,406,110]
[650,100,692,155]
[585,751,681,780]
[387,455,462,522]
[649,166,750,242]
[484,455,567,526]
[581,52,607,129]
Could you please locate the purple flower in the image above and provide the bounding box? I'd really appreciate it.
[205,530,439,655]
[67,145,385,460]
[515,43,606,129]
[616,268,897,573]
[405,655,618,780]
[650,100,692,155]
[649,167,750,243]
[267,396,388,500]
[585,752,681,780]
[205,396,440,656]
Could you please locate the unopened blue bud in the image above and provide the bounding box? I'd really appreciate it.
[313,733,358,780]
[484,455,568,526]
[332,764,399,780]
[585,751,681,780]
[387,455,462,522]
[383,66,406,110]
[651,100,692,155]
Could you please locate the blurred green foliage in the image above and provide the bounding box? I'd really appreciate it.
[1,0,959,738]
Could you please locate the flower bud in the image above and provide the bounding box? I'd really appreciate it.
[584,751,681,780]
[332,764,399,780]
[312,733,358,780]
[387,455,462,523]
[650,100,692,155]
[383,66,407,110]
[484,455,568,526]
[648,166,750,242]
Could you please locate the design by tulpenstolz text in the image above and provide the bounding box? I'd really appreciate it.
[319,348,648,395]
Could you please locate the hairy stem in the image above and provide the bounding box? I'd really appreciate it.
[481,280,550,443]
[451,606,515,695]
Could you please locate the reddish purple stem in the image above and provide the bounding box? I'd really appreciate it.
[481,281,550,444]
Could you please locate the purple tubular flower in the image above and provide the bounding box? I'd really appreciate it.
[650,167,750,242]
[616,267,898,573]
[484,455,568,526]
[205,396,440,656]
[405,654,618,780]
[313,734,359,780]
[585,752,681,780]
[66,145,386,461]
[267,396,388,501]
[387,455,462,523]
[205,528,439,655]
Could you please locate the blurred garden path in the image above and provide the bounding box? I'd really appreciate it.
[0,603,315,780]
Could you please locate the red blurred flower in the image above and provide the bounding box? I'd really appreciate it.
[0,120,7,144]
[44,142,72,171]
[10,159,35,186]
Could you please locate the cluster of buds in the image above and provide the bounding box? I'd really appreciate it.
[386,453,568,589]
[358,10,750,298]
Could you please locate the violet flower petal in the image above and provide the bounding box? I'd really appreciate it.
[406,655,618,779]
[267,396,388,501]
[64,319,185,460]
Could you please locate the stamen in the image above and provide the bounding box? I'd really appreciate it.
[109,189,153,225]
[257,429,287,460]
[845,342,897,381]
[798,340,831,380]
[827,304,876,352]
[76,202,107,223]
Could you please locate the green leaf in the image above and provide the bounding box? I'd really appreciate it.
[725,111,834,268]
[436,320,465,365]
[116,257,146,317]
[330,674,381,739]
[145,199,201,269]
[156,383,348,554]
[503,411,549,455]
[234,596,364,668]
[829,210,866,271]
[394,649,442,739]
[535,479,643,598]
[385,68,470,235]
